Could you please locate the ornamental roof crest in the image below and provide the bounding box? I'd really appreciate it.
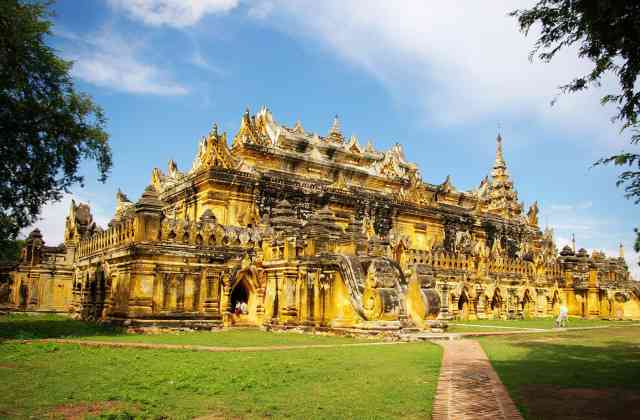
[347,134,362,154]
[192,123,239,171]
[232,108,272,148]
[372,143,416,179]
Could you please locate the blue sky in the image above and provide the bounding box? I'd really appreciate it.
[31,0,639,276]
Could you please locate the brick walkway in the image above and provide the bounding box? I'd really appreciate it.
[432,339,523,420]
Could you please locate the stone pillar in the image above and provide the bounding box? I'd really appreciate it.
[152,272,162,314]
[191,272,201,313]
[475,288,486,320]
[221,270,232,326]
[161,273,170,311]
[202,270,221,317]
[437,282,450,320]
[281,269,299,324]
[314,271,322,327]
[302,270,315,326]
[270,271,280,324]
[176,274,186,312]
[168,275,178,312]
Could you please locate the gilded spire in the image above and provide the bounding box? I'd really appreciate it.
[330,114,341,136]
[327,114,344,143]
[485,132,521,218]
[489,133,510,184]
[494,133,506,169]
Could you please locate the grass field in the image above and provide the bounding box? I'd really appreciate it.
[447,317,632,333]
[0,314,442,419]
[479,326,640,420]
[3,313,640,419]
[0,314,379,347]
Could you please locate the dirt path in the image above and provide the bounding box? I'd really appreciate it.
[432,339,523,420]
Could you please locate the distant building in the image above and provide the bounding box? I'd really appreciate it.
[3,108,639,330]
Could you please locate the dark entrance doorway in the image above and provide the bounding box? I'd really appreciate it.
[19,283,28,308]
[458,292,470,320]
[490,292,502,319]
[230,281,249,314]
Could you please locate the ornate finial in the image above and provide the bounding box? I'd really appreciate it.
[330,114,341,135]
[211,122,218,137]
[494,133,505,168]
[327,114,344,143]
[619,242,625,259]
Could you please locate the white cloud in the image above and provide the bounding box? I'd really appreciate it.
[60,27,188,95]
[549,201,594,213]
[248,1,274,20]
[109,0,239,27]
[258,0,624,146]
[189,49,226,76]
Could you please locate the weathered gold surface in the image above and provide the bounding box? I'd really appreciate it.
[4,108,639,330]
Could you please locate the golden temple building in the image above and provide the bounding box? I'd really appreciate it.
[3,107,639,332]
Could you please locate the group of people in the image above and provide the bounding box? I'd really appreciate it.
[234,300,248,316]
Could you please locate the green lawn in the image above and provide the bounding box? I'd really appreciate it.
[0,314,378,347]
[0,342,441,419]
[79,329,383,347]
[447,317,630,333]
[0,314,442,419]
[0,313,124,340]
[479,327,640,420]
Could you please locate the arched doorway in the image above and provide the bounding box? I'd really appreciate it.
[228,269,259,325]
[489,290,502,319]
[551,291,560,316]
[521,290,535,319]
[19,282,29,308]
[458,292,470,320]
[230,281,249,313]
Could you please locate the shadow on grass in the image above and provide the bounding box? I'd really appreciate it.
[0,314,124,340]
[484,334,640,419]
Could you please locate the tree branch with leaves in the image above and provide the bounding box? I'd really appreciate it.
[512,0,640,264]
[0,0,111,242]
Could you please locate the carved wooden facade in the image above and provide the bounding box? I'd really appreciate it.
[4,108,640,330]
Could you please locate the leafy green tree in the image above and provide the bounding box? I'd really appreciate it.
[0,239,24,264]
[512,0,640,264]
[0,0,112,242]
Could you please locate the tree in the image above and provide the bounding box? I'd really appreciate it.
[511,1,640,264]
[0,0,112,242]
[0,239,24,264]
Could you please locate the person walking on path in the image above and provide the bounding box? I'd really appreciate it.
[555,304,569,328]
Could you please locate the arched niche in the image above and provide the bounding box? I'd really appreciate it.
[228,267,260,324]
